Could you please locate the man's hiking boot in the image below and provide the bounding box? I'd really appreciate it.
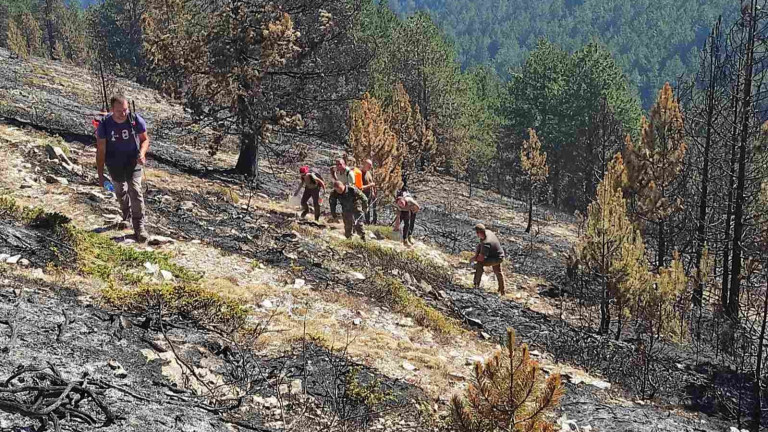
[407,236,415,245]
[117,220,130,230]
[135,229,149,243]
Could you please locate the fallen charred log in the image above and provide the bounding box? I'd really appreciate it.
[0,364,116,431]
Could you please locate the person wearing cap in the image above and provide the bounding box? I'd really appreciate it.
[470,223,506,295]
[293,166,326,221]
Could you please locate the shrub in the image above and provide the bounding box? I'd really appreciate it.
[101,282,250,333]
[450,328,563,432]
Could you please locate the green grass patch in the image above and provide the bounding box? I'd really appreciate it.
[335,238,464,335]
[0,195,71,227]
[101,282,251,333]
[340,238,452,286]
[376,276,464,336]
[63,225,199,287]
[346,366,395,407]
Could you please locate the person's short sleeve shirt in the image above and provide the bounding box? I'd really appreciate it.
[96,113,146,166]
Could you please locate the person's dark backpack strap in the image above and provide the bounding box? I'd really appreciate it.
[128,100,141,152]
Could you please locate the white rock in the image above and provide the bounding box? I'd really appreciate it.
[263,396,279,408]
[141,349,159,362]
[6,255,21,264]
[293,278,306,289]
[290,379,302,394]
[590,379,611,390]
[260,299,274,309]
[480,332,491,340]
[353,318,362,326]
[31,268,44,277]
[191,239,202,244]
[729,428,741,432]
[0,254,10,262]
[45,175,68,185]
[180,201,195,210]
[350,272,366,280]
[148,235,176,246]
[160,270,174,281]
[368,232,377,239]
[419,280,433,293]
[447,372,466,381]
[398,318,415,327]
[402,361,417,372]
[403,273,413,285]
[256,193,269,200]
[144,262,159,274]
[19,259,30,266]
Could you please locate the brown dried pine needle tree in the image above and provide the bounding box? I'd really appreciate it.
[624,82,686,268]
[388,82,436,180]
[521,129,549,233]
[349,92,403,200]
[7,19,28,59]
[450,328,563,432]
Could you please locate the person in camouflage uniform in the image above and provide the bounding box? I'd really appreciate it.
[329,181,368,240]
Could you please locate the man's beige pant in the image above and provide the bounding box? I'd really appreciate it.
[474,258,505,294]
[107,164,145,233]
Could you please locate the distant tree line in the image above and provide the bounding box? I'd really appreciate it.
[387,0,740,109]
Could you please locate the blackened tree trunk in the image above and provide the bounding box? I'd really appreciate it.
[525,186,533,233]
[693,21,721,307]
[657,220,666,270]
[728,0,756,320]
[722,78,741,312]
[235,131,259,177]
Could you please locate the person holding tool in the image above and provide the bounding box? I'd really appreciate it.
[96,95,150,242]
[293,166,326,222]
[469,224,506,296]
[329,181,368,240]
[393,191,420,246]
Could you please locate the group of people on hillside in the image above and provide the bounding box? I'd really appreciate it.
[293,157,421,247]
[94,94,506,296]
[294,158,506,295]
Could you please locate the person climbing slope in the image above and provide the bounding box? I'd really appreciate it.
[330,158,355,186]
[393,191,420,246]
[470,223,506,296]
[293,166,326,222]
[329,181,368,240]
[96,95,150,242]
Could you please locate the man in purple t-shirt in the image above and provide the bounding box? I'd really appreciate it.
[96,95,151,242]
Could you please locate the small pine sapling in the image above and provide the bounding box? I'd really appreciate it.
[450,328,563,432]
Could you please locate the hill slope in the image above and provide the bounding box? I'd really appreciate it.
[0,49,741,431]
[388,0,739,107]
